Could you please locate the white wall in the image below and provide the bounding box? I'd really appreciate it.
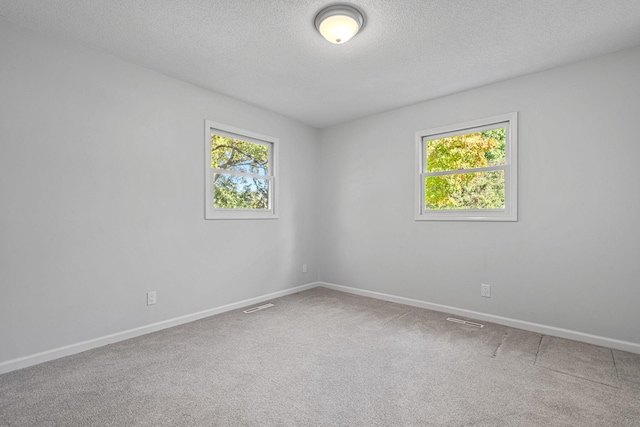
[318,46,640,345]
[0,19,319,365]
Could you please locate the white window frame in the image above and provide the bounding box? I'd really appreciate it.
[205,120,279,220]
[415,112,518,221]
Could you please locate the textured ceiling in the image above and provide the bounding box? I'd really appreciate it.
[2,1,640,128]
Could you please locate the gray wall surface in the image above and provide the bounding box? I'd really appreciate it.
[0,20,319,363]
[318,46,640,344]
[2,17,640,367]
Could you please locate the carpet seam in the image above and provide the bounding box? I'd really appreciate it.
[537,365,622,390]
[534,334,544,366]
[491,332,508,358]
[611,348,622,385]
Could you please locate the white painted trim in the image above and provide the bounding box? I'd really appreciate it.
[0,282,320,375]
[5,280,637,375]
[318,282,640,354]
[414,112,518,222]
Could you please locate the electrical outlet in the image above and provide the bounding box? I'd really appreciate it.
[147,291,157,306]
[302,264,308,273]
[481,284,491,298]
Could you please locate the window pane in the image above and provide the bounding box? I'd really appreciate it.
[211,135,269,175]
[425,170,505,210]
[426,128,506,172]
[213,173,269,209]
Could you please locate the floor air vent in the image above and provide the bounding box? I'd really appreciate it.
[243,303,274,314]
[446,317,484,328]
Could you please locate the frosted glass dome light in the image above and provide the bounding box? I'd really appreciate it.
[315,4,365,44]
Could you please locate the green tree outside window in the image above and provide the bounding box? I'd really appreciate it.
[211,135,270,209]
[425,128,506,210]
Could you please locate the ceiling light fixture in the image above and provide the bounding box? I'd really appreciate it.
[314,4,365,44]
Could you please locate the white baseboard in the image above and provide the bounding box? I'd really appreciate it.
[319,282,640,355]
[0,282,320,375]
[4,280,638,375]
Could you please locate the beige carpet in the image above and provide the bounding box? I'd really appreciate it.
[1,287,639,426]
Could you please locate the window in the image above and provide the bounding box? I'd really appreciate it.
[415,113,517,221]
[205,121,278,219]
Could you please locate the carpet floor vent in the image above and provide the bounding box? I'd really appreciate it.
[243,303,274,314]
[446,317,484,328]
